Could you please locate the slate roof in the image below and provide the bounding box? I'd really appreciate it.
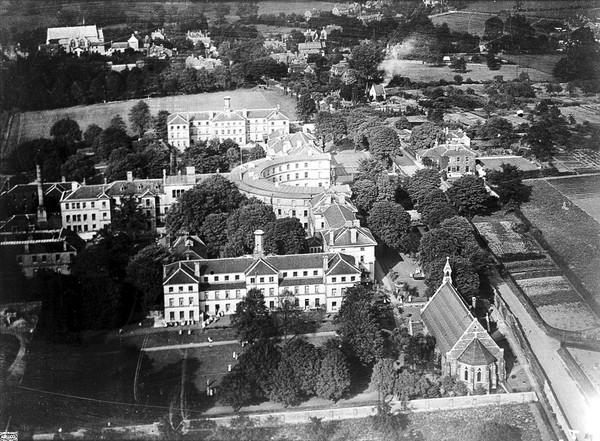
[328,225,377,247]
[170,235,207,260]
[62,185,109,201]
[165,269,199,285]
[107,180,163,196]
[420,143,476,159]
[280,276,323,287]
[322,204,357,228]
[167,114,189,125]
[245,258,279,275]
[212,111,246,122]
[457,338,497,365]
[199,281,246,291]
[47,25,102,43]
[421,281,473,355]
[267,132,321,156]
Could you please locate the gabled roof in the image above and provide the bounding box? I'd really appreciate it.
[245,258,279,276]
[327,224,377,247]
[47,25,101,43]
[457,338,497,366]
[212,110,246,122]
[371,84,386,96]
[267,132,320,156]
[420,143,476,159]
[167,114,189,125]
[107,180,162,197]
[164,261,198,285]
[421,281,473,355]
[170,235,207,260]
[326,253,361,276]
[266,109,289,121]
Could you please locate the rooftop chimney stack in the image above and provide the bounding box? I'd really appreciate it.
[224,96,231,112]
[253,229,264,259]
[35,164,47,227]
[126,171,133,182]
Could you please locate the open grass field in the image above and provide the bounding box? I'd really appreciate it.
[387,59,553,84]
[256,1,334,15]
[431,12,492,37]
[499,54,564,76]
[462,0,598,16]
[546,174,600,223]
[15,89,298,145]
[520,178,600,304]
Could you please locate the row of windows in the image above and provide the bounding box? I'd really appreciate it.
[448,166,471,173]
[168,297,195,307]
[18,253,74,264]
[64,201,107,210]
[66,213,104,223]
[276,208,310,218]
[169,310,195,321]
[66,224,98,232]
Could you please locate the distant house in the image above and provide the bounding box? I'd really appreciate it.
[0,228,84,277]
[330,61,350,77]
[421,258,505,392]
[369,84,387,101]
[266,131,322,157]
[185,55,222,70]
[45,25,104,54]
[298,41,326,56]
[127,33,143,50]
[166,234,208,261]
[147,44,173,59]
[416,142,477,178]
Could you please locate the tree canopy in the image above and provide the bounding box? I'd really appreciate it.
[367,126,400,163]
[409,122,443,150]
[487,163,531,207]
[263,217,308,255]
[129,100,152,136]
[232,288,278,343]
[367,201,411,250]
[447,175,492,218]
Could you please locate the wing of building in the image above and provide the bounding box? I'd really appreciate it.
[163,230,362,323]
[167,96,290,150]
[421,258,505,392]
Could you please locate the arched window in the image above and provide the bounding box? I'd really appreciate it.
[464,367,469,381]
[477,368,482,382]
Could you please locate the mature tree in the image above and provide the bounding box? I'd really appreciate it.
[50,118,82,145]
[198,212,229,257]
[409,122,443,150]
[447,175,491,218]
[109,115,128,132]
[335,285,388,366]
[166,175,246,234]
[487,55,502,71]
[350,42,385,82]
[450,57,467,73]
[60,152,95,182]
[297,94,317,123]
[393,369,422,402]
[418,216,489,269]
[127,243,173,319]
[154,110,170,141]
[226,147,240,169]
[483,16,504,41]
[367,126,400,163]
[112,196,148,237]
[351,179,379,213]
[281,337,322,396]
[129,101,152,137]
[407,168,441,207]
[351,118,382,148]
[236,339,281,398]
[247,144,266,162]
[83,124,103,146]
[367,201,411,250]
[486,163,531,207]
[263,217,308,255]
[315,348,350,402]
[224,201,277,257]
[218,370,253,411]
[371,358,397,397]
[269,358,301,407]
[394,117,411,130]
[232,288,278,343]
[421,199,457,228]
[275,291,303,339]
[356,158,387,182]
[315,112,347,142]
[92,127,131,160]
[476,116,515,148]
[425,255,480,298]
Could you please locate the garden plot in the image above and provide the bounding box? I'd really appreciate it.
[517,276,581,307]
[476,221,542,261]
[546,174,600,223]
[518,276,600,332]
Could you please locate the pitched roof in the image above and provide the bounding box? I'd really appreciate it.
[329,225,377,247]
[212,110,246,122]
[245,258,279,275]
[62,185,109,201]
[167,114,189,125]
[47,25,101,43]
[106,180,163,196]
[170,235,207,260]
[457,338,497,365]
[326,253,361,275]
[322,204,356,228]
[420,143,476,159]
[165,268,199,285]
[421,281,473,355]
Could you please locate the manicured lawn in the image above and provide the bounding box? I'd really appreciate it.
[520,179,600,304]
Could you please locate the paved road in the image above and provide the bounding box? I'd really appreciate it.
[495,281,595,440]
[142,331,337,352]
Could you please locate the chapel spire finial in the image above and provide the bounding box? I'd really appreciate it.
[442,256,452,285]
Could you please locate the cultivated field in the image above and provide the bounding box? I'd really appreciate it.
[387,59,553,83]
[546,174,600,223]
[476,221,542,261]
[520,178,600,305]
[14,89,298,145]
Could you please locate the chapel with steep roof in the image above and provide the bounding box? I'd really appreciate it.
[421,257,505,392]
